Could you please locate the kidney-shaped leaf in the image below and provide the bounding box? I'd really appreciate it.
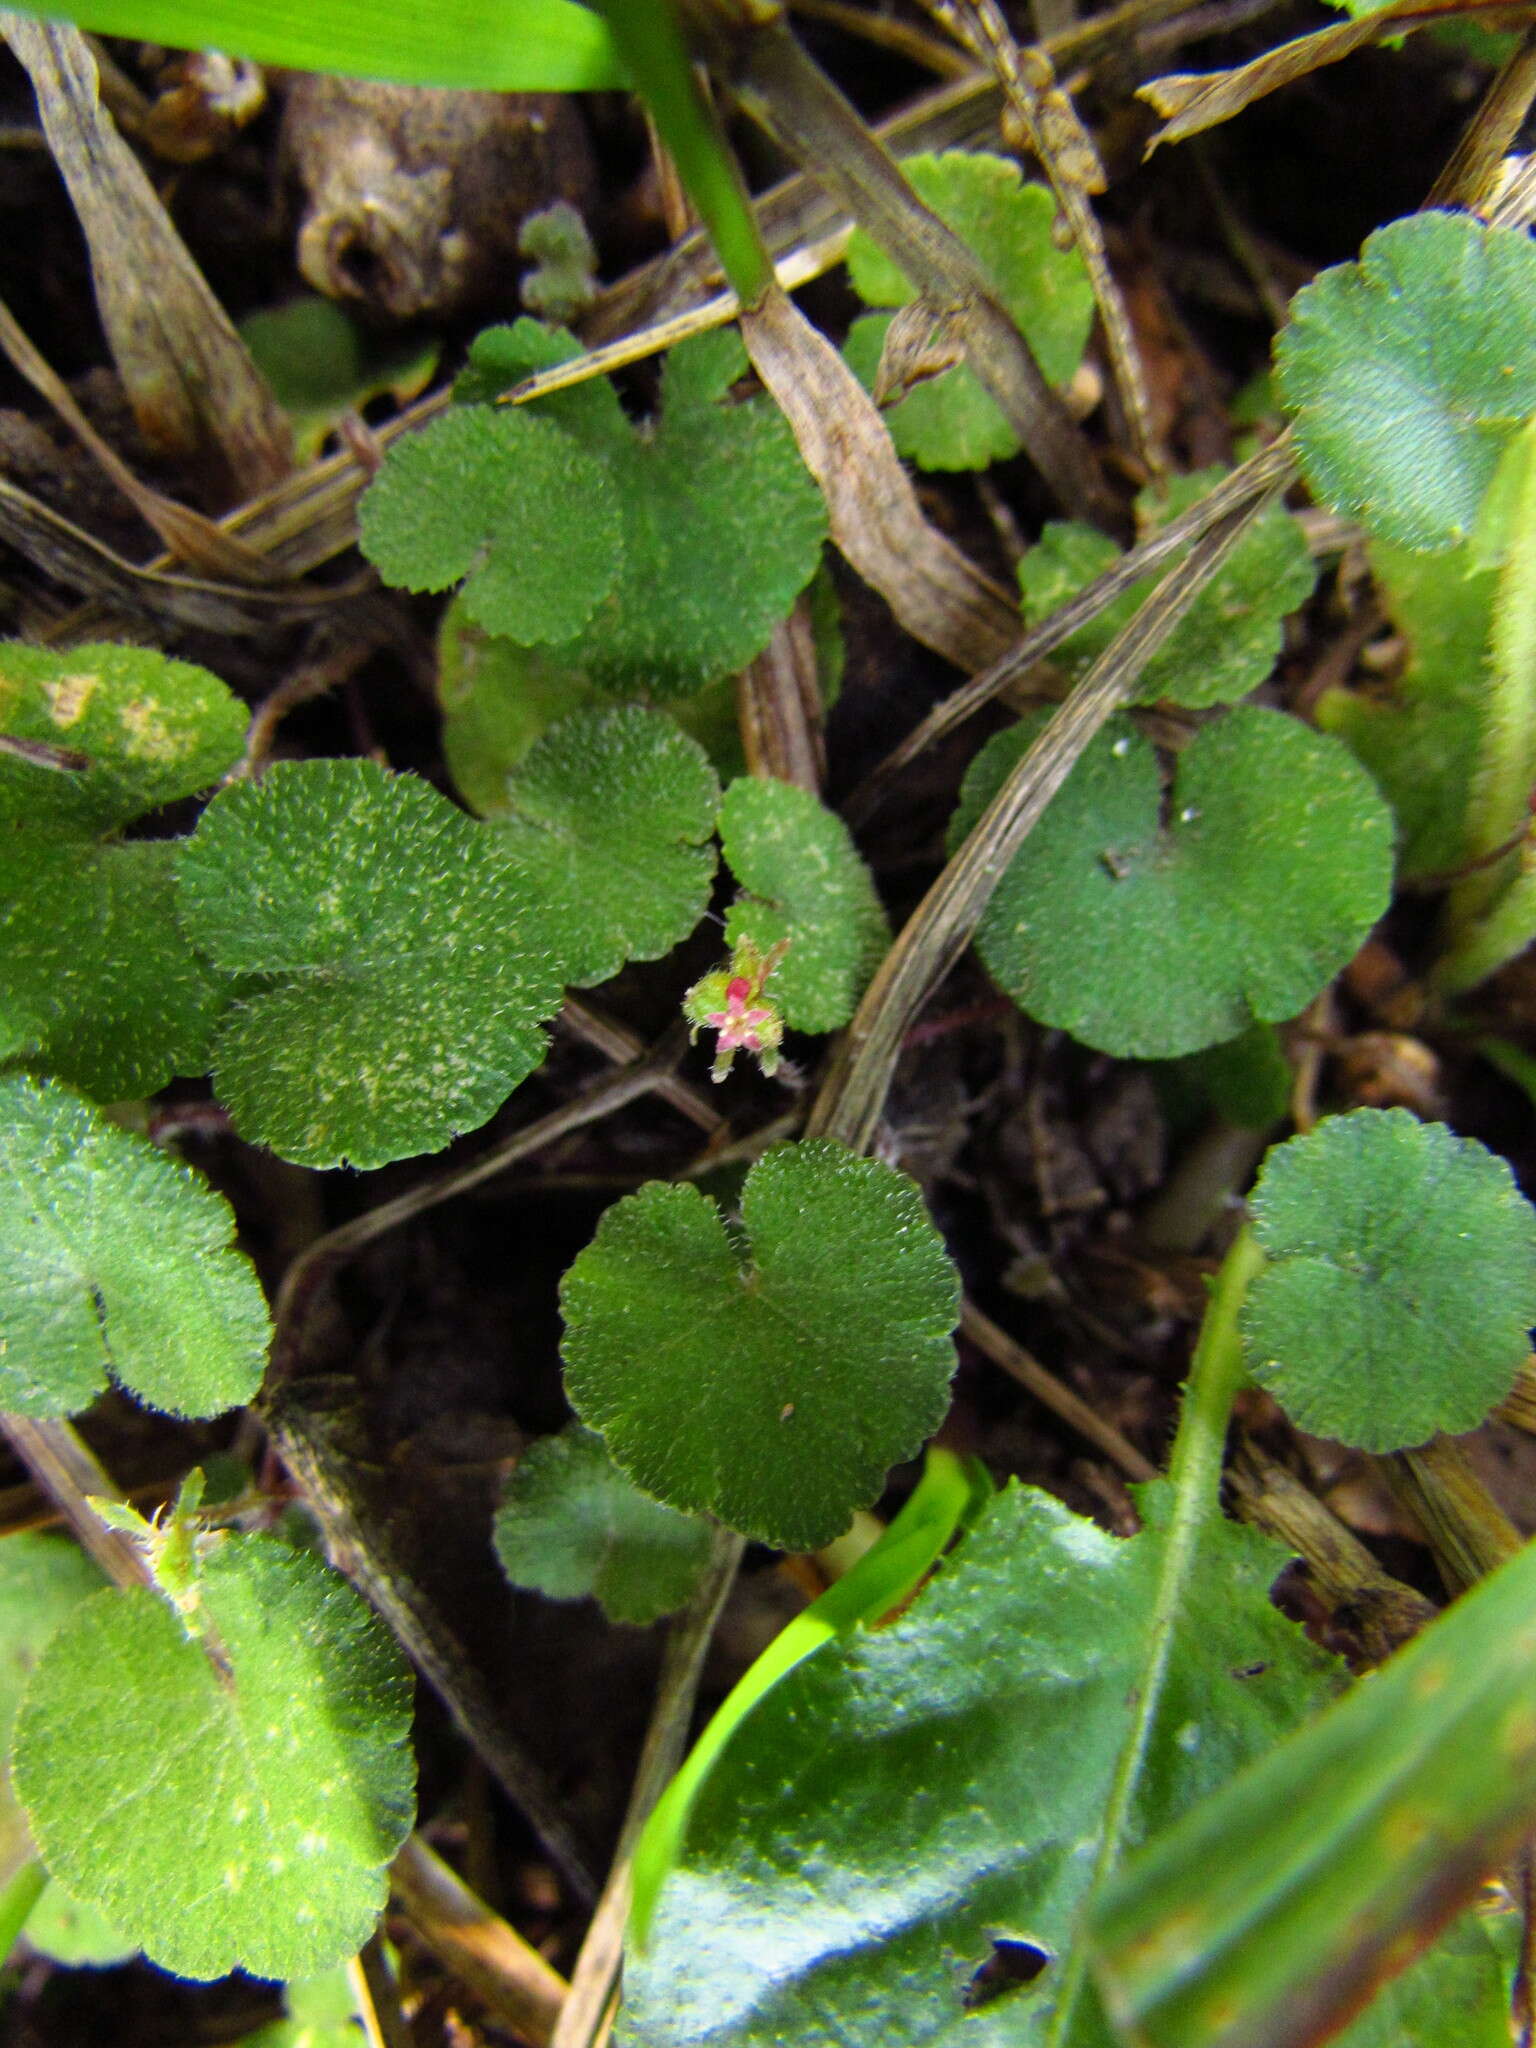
[358,405,622,643]
[720,777,888,1034]
[0,642,245,1098]
[1277,212,1536,552]
[1018,470,1317,709]
[1242,1107,1536,1449]
[176,760,565,1168]
[844,152,1094,471]
[560,1140,959,1551]
[0,1076,271,1419]
[13,1537,414,1982]
[494,1423,714,1626]
[490,705,719,986]
[950,707,1394,1059]
[619,1479,1377,2048]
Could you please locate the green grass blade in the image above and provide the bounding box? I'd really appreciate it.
[628,1447,989,1946]
[5,0,626,90]
[1090,1526,1536,2048]
[591,0,773,304]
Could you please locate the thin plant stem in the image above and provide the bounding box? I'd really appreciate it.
[1044,1224,1265,2045]
[550,1526,746,2048]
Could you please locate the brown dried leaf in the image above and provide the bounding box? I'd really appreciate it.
[4,16,291,501]
[740,284,1018,673]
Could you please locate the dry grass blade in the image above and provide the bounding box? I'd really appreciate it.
[960,1299,1158,1481]
[1227,1440,1437,1665]
[0,472,356,634]
[1137,0,1517,150]
[1379,1438,1524,1595]
[846,434,1297,823]
[390,1835,568,2046]
[1428,20,1536,207]
[736,595,826,790]
[742,283,1019,671]
[0,291,279,583]
[809,473,1290,1150]
[548,1526,745,2048]
[2,14,290,500]
[927,0,1165,480]
[726,12,1116,526]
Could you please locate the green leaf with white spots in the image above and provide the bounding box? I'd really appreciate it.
[1242,1108,1536,1449]
[1276,212,1536,553]
[0,1533,129,1967]
[381,321,826,697]
[949,707,1394,1059]
[12,1537,414,1982]
[1017,470,1317,709]
[561,1140,958,1551]
[720,778,888,1034]
[489,706,720,987]
[0,642,244,1099]
[494,1423,713,1625]
[357,403,622,643]
[175,760,565,1169]
[0,1075,271,1418]
[843,151,1094,472]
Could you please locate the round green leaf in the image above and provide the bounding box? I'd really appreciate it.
[358,403,622,643]
[0,641,247,835]
[491,705,719,986]
[844,152,1094,471]
[560,1140,959,1551]
[0,1075,271,1418]
[719,777,889,1033]
[12,1538,415,1982]
[176,760,565,1169]
[554,332,828,696]
[1276,212,1536,552]
[1242,1108,1536,1449]
[493,1423,713,1626]
[950,706,1394,1058]
[1018,471,1317,709]
[0,644,245,1097]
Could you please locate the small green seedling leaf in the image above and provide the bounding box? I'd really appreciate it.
[489,705,719,986]
[493,1423,714,1626]
[176,759,565,1169]
[630,1447,990,1946]
[719,777,889,1033]
[1090,1509,1536,2048]
[620,1479,1371,2048]
[240,296,438,464]
[1277,212,1536,552]
[843,151,1094,471]
[358,404,622,643]
[1317,539,1495,878]
[1018,469,1317,708]
[560,1139,959,1550]
[12,1536,414,1982]
[519,201,600,324]
[0,642,245,1099]
[1242,1107,1536,1449]
[950,706,1394,1059]
[0,1075,271,1418]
